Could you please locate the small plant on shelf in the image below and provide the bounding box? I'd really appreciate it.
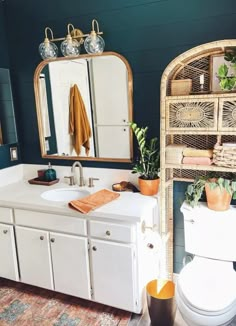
[130,122,160,195]
[218,50,236,91]
[185,173,236,211]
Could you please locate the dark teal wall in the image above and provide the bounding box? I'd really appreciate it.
[4,0,236,167]
[0,3,20,169]
[3,0,236,271]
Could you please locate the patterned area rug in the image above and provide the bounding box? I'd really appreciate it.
[0,278,131,326]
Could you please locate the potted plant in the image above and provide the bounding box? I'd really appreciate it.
[185,173,236,211]
[130,122,160,196]
[218,50,236,91]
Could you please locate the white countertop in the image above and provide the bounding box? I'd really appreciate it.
[0,180,158,223]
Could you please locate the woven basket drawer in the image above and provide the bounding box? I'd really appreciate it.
[218,98,236,131]
[166,98,218,131]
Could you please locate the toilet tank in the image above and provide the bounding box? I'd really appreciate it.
[181,202,236,261]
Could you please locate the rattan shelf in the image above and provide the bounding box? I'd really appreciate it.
[160,40,236,278]
[165,163,236,172]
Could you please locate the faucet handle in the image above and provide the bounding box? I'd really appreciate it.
[88,177,99,187]
[64,176,75,186]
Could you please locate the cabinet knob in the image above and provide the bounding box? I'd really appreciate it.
[50,238,55,243]
[3,230,8,234]
[40,236,44,240]
[147,243,154,249]
[105,230,111,236]
[92,246,97,251]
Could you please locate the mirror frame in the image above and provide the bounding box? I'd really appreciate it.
[34,51,133,162]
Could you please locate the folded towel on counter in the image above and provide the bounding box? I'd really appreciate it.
[69,189,120,214]
[182,157,212,165]
[183,148,213,158]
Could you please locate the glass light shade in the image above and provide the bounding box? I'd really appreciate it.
[60,36,80,57]
[84,33,105,54]
[39,39,58,60]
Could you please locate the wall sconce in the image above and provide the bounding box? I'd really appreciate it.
[39,19,105,60]
[39,27,58,60]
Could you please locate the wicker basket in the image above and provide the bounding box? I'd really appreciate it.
[170,79,192,96]
[213,143,236,168]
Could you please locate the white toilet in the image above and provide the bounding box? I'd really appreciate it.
[176,202,236,326]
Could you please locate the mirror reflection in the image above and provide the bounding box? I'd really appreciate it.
[34,52,133,162]
[0,68,17,146]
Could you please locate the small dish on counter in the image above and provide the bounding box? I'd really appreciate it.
[112,181,140,193]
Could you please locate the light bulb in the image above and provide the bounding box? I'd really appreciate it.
[39,38,58,60]
[84,31,105,54]
[60,35,80,57]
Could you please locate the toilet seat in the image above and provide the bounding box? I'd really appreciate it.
[176,285,236,326]
[176,259,236,326]
[178,259,236,312]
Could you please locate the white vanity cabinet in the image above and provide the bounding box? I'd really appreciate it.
[0,188,158,314]
[50,232,91,299]
[15,226,53,289]
[0,223,19,281]
[89,220,137,312]
[0,207,19,281]
[15,226,91,299]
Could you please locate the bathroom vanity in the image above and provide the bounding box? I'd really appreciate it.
[0,179,158,313]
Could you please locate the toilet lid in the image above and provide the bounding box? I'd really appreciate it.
[178,261,236,312]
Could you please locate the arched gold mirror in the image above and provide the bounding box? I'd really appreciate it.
[34,52,133,162]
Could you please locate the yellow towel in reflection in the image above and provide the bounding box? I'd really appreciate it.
[69,189,120,214]
[69,84,91,156]
[183,148,213,158]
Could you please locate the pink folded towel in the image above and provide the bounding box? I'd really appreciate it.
[182,157,212,165]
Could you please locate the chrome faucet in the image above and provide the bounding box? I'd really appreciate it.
[71,161,85,187]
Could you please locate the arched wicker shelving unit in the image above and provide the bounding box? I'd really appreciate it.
[160,40,236,277]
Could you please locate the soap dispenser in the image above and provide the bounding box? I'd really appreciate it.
[44,162,57,182]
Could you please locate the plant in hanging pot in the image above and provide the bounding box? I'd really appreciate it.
[130,122,160,196]
[185,173,236,211]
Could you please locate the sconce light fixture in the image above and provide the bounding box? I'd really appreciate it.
[84,19,105,54]
[39,19,105,60]
[39,27,58,60]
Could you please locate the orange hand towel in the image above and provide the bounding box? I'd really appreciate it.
[69,189,120,214]
[69,84,91,156]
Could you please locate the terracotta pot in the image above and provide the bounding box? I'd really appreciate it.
[205,183,232,211]
[138,177,160,196]
[146,279,176,326]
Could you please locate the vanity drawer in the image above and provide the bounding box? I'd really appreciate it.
[89,220,135,243]
[14,209,87,236]
[0,207,13,224]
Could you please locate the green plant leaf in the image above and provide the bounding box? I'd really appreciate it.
[218,64,228,78]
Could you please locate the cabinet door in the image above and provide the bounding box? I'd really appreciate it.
[0,224,19,281]
[91,239,136,311]
[15,226,53,290]
[50,232,91,299]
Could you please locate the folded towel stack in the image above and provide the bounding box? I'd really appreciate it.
[182,148,213,165]
[69,189,120,214]
[165,144,187,164]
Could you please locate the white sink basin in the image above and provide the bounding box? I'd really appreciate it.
[41,188,90,202]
